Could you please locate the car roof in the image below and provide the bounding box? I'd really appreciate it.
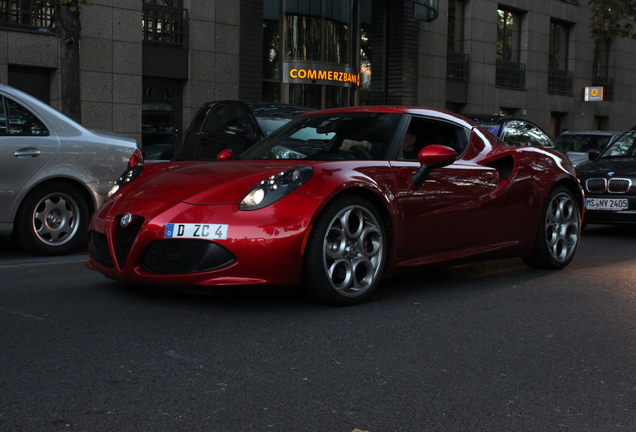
[296,105,480,129]
[246,101,314,118]
[557,130,621,136]
[462,113,511,125]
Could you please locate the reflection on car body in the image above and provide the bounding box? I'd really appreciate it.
[87,106,583,306]
[464,114,557,150]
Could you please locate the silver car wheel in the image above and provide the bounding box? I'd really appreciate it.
[544,191,579,263]
[322,204,384,297]
[32,192,81,246]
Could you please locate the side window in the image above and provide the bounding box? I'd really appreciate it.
[0,97,7,134]
[5,98,49,136]
[399,117,468,160]
[502,121,551,148]
[202,104,253,135]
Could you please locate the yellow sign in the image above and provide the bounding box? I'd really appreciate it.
[284,62,359,88]
[289,68,360,86]
[584,86,604,101]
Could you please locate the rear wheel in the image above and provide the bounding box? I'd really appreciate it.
[301,195,387,306]
[522,186,580,269]
[13,182,90,256]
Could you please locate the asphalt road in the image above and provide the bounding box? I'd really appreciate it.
[1,225,635,432]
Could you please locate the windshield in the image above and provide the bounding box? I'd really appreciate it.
[600,130,636,158]
[241,113,402,161]
[555,134,613,153]
[255,117,295,135]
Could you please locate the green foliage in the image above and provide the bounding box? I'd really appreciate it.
[59,0,93,12]
[589,0,636,41]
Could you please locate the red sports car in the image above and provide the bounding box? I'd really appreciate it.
[87,107,583,305]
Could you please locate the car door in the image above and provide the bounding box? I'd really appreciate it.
[390,118,502,257]
[0,95,58,224]
[193,102,257,160]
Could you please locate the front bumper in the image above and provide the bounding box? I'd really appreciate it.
[87,198,309,288]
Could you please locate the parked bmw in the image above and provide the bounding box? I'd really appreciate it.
[577,127,636,225]
[0,84,142,256]
[87,106,583,305]
[171,101,313,161]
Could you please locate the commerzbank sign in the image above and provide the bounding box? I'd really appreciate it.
[283,61,359,88]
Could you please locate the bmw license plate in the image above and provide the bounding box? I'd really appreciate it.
[165,223,228,240]
[585,198,629,211]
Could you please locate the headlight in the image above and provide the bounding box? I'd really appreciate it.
[107,165,144,198]
[239,166,313,210]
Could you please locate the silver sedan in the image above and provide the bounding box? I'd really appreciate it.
[0,84,141,255]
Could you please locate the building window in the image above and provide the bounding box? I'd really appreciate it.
[264,0,357,109]
[359,0,386,105]
[496,8,525,89]
[142,0,188,45]
[8,66,51,103]
[0,0,56,29]
[592,39,613,101]
[446,0,469,81]
[548,20,572,95]
[284,0,349,63]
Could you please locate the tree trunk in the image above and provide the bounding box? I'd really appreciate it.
[58,4,82,123]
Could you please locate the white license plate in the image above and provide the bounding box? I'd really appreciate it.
[164,223,228,240]
[585,198,629,211]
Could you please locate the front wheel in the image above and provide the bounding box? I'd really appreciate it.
[522,186,581,269]
[301,195,387,306]
[13,182,90,256]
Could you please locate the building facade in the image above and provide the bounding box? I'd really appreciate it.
[0,0,634,158]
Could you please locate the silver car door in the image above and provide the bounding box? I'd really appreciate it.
[0,95,59,223]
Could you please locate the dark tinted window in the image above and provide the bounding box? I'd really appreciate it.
[555,134,612,152]
[0,97,6,134]
[202,104,252,134]
[5,98,49,135]
[241,113,401,161]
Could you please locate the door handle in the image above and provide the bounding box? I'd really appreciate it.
[14,147,41,158]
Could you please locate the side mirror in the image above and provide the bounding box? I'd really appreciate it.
[588,150,600,161]
[217,148,232,161]
[412,145,457,187]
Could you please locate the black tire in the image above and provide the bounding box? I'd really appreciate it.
[13,181,90,256]
[301,194,387,306]
[522,186,581,269]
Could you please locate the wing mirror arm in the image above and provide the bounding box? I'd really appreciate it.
[411,166,435,187]
[411,145,458,188]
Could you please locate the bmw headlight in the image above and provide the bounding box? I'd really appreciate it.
[107,165,144,198]
[239,166,313,211]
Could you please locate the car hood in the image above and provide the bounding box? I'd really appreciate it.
[122,161,309,205]
[577,157,636,177]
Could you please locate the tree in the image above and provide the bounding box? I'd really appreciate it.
[589,0,636,41]
[57,0,92,123]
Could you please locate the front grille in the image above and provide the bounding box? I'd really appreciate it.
[141,239,236,274]
[586,178,607,193]
[608,178,632,193]
[90,231,113,267]
[115,216,145,270]
[584,211,636,223]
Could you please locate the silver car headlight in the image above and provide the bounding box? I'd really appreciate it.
[239,166,313,211]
